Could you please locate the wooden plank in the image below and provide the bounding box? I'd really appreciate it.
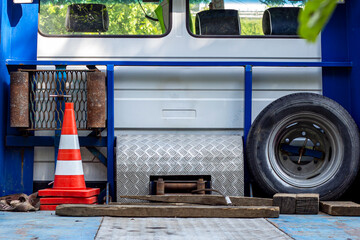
[119,195,273,206]
[320,201,360,216]
[56,204,279,218]
[109,202,198,206]
[273,193,296,214]
[296,193,319,214]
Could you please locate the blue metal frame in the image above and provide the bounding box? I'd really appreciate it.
[6,60,352,199]
[1,0,38,196]
[321,4,351,114]
[106,65,115,199]
[346,1,360,127]
[244,65,253,142]
[5,60,352,67]
[1,0,359,199]
[6,136,107,147]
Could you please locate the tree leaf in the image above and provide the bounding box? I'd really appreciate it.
[298,0,338,42]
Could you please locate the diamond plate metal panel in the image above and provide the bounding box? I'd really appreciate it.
[116,135,244,201]
[96,218,291,240]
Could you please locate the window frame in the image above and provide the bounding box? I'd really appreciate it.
[38,0,173,38]
[185,0,301,39]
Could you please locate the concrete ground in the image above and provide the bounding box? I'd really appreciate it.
[0,211,360,240]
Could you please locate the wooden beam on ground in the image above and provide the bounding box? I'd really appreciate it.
[110,202,198,206]
[119,195,273,206]
[320,201,360,216]
[273,193,296,214]
[56,204,279,218]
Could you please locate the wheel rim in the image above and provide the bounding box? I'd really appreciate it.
[266,112,343,188]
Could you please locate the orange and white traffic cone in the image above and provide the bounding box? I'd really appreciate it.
[39,102,100,210]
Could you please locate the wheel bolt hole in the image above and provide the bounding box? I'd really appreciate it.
[314,160,318,164]
[316,142,321,147]
[283,156,287,160]
[285,138,290,143]
[302,131,306,136]
[297,167,302,171]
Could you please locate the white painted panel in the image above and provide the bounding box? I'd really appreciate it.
[82,162,107,181]
[34,147,54,162]
[251,90,322,121]
[38,32,320,61]
[37,32,320,60]
[114,95,243,129]
[114,67,321,90]
[114,90,321,129]
[34,147,103,163]
[34,162,55,181]
[33,162,107,181]
[253,67,322,90]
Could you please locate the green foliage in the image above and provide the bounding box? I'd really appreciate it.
[259,0,286,7]
[39,1,162,35]
[259,0,305,7]
[298,0,337,42]
[241,18,263,35]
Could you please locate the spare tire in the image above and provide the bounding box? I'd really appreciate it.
[246,93,360,200]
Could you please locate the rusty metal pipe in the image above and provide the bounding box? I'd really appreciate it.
[164,182,197,191]
[87,72,106,128]
[10,72,29,128]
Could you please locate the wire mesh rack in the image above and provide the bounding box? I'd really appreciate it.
[27,69,95,130]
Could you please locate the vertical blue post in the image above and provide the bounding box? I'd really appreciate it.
[244,65,253,142]
[106,65,115,200]
[0,0,38,196]
[321,2,360,200]
[321,4,351,113]
[345,1,360,126]
[243,65,253,197]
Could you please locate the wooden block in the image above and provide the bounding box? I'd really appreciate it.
[119,195,273,206]
[56,204,280,218]
[273,193,296,214]
[296,193,319,214]
[320,201,360,216]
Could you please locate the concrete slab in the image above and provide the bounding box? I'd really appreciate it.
[0,211,102,240]
[95,217,291,240]
[269,214,360,240]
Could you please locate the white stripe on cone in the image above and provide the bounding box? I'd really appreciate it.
[55,160,84,175]
[59,135,80,150]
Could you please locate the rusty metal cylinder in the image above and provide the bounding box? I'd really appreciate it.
[87,71,106,128]
[164,182,197,191]
[10,72,29,128]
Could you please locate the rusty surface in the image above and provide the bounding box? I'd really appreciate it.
[196,178,206,195]
[10,72,29,128]
[156,178,165,195]
[155,179,202,195]
[87,72,106,128]
[164,182,198,191]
